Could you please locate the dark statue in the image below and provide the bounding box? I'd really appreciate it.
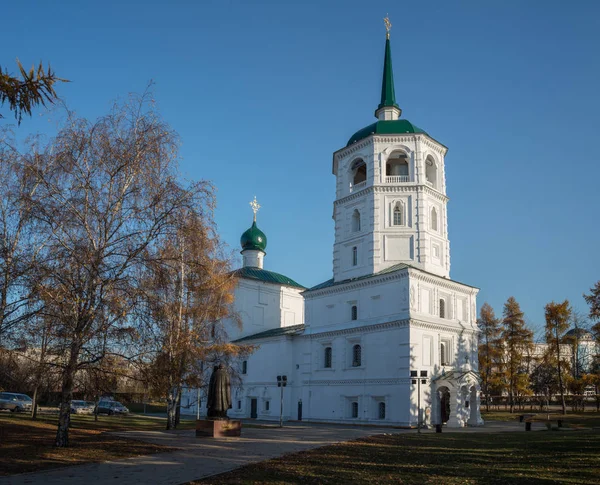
[206,364,231,419]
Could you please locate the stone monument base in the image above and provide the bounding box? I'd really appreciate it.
[195,419,242,438]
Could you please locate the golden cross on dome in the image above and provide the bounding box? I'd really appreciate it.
[384,15,392,39]
[249,196,261,222]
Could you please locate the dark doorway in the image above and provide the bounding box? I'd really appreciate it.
[250,398,257,419]
[440,389,450,424]
[297,401,302,421]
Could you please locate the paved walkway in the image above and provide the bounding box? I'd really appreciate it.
[0,420,545,485]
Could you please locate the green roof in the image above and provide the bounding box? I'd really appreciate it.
[377,37,399,112]
[306,263,479,292]
[234,266,306,289]
[233,324,305,343]
[347,119,428,146]
[240,221,267,252]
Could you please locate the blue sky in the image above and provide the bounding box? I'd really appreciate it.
[3,0,599,336]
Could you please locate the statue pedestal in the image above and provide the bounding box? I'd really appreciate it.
[195,419,242,438]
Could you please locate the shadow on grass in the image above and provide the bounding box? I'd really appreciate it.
[194,431,600,485]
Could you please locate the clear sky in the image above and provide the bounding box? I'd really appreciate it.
[3,0,599,337]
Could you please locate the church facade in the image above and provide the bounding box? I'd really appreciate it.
[182,26,483,428]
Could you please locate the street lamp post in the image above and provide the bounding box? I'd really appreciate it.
[277,375,287,428]
[411,370,428,433]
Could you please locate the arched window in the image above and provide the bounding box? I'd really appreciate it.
[386,151,409,182]
[352,210,361,232]
[440,342,447,366]
[351,401,359,418]
[393,201,404,226]
[352,344,362,367]
[439,299,445,319]
[378,402,386,419]
[351,305,358,321]
[351,159,367,186]
[324,347,332,368]
[242,360,247,374]
[431,207,438,232]
[425,157,437,188]
[352,247,358,266]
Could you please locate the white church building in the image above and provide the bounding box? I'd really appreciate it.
[183,25,483,428]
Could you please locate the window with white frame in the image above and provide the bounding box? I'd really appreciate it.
[324,346,332,368]
[431,206,438,232]
[265,400,270,411]
[352,209,361,232]
[351,305,358,321]
[378,402,386,419]
[352,246,358,266]
[439,298,446,319]
[441,338,451,366]
[393,201,404,226]
[351,401,359,418]
[352,344,362,367]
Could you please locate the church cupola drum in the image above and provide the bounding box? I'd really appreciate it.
[240,197,267,269]
[332,17,450,282]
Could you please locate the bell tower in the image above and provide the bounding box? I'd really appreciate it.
[332,18,450,282]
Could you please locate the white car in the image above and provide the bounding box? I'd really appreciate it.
[70,400,96,414]
[0,392,33,412]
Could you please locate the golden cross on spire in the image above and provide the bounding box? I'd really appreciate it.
[384,15,392,39]
[249,196,261,222]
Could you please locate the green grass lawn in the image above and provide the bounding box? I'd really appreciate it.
[0,412,186,476]
[193,430,600,485]
[0,410,196,432]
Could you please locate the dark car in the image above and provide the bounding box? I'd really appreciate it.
[0,392,33,412]
[94,400,129,415]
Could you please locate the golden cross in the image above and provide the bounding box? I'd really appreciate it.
[384,15,392,39]
[249,196,261,222]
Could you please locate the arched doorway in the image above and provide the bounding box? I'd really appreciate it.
[437,386,450,424]
[468,385,478,426]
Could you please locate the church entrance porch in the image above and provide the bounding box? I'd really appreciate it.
[432,371,484,428]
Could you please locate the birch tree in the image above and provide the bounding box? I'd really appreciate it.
[26,95,198,447]
[138,208,248,429]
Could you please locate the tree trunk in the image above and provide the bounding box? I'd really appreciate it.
[556,333,566,415]
[166,386,179,430]
[31,385,39,420]
[55,343,80,447]
[175,389,181,427]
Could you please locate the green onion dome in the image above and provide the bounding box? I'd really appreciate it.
[347,119,427,146]
[240,221,267,252]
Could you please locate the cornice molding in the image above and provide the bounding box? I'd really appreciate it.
[335,138,373,161]
[305,269,409,298]
[302,377,411,386]
[303,318,410,339]
[334,186,374,205]
[408,268,478,293]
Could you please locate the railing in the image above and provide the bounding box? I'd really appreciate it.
[350,180,367,192]
[425,180,434,188]
[385,175,409,183]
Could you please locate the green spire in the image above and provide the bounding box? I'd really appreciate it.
[377,36,399,112]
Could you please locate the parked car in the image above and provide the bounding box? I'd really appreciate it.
[70,400,96,414]
[94,400,129,415]
[0,392,33,413]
